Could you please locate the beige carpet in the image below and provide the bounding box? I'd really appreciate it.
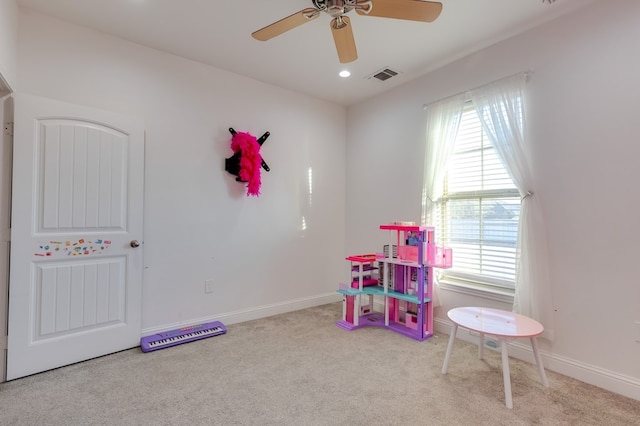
[0,303,638,425]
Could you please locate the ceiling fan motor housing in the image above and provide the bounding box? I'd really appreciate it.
[313,0,359,17]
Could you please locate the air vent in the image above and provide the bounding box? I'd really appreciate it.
[372,68,398,81]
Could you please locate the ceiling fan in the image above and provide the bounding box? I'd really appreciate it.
[252,0,443,64]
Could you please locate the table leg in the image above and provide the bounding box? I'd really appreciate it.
[500,338,513,409]
[442,323,458,374]
[530,336,549,387]
[478,332,484,359]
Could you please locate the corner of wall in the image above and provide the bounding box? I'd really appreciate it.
[0,0,19,92]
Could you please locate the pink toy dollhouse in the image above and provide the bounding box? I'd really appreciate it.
[337,223,452,341]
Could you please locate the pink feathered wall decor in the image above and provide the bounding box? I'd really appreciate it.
[224,128,271,197]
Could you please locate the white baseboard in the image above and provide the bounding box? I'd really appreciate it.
[142,292,342,336]
[434,318,640,401]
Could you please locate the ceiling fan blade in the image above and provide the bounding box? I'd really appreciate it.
[331,16,358,64]
[252,8,320,41]
[356,0,442,23]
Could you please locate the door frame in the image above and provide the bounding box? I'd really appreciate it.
[0,92,13,382]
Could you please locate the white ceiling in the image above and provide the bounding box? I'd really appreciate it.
[16,0,594,106]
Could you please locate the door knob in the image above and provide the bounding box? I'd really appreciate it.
[130,240,140,248]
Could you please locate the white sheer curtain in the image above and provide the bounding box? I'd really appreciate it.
[471,73,554,336]
[421,94,465,306]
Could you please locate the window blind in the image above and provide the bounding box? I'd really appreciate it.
[441,105,520,288]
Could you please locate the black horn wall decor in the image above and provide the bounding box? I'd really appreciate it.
[225,127,270,196]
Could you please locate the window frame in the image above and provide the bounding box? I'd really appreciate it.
[437,102,521,294]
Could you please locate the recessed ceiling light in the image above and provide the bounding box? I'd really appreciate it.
[339,70,351,78]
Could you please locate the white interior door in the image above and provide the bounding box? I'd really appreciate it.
[7,93,144,380]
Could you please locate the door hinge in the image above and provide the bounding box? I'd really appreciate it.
[4,122,13,137]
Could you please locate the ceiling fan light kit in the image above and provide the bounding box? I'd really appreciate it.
[252,0,443,64]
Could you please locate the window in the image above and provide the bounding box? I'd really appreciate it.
[438,103,521,290]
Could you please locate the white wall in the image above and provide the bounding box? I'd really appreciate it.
[346,0,640,399]
[16,9,346,330]
[0,0,18,92]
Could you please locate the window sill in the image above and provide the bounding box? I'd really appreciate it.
[438,279,515,304]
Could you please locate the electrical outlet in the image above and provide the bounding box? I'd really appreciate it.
[468,330,498,350]
[205,279,215,294]
[485,339,498,349]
